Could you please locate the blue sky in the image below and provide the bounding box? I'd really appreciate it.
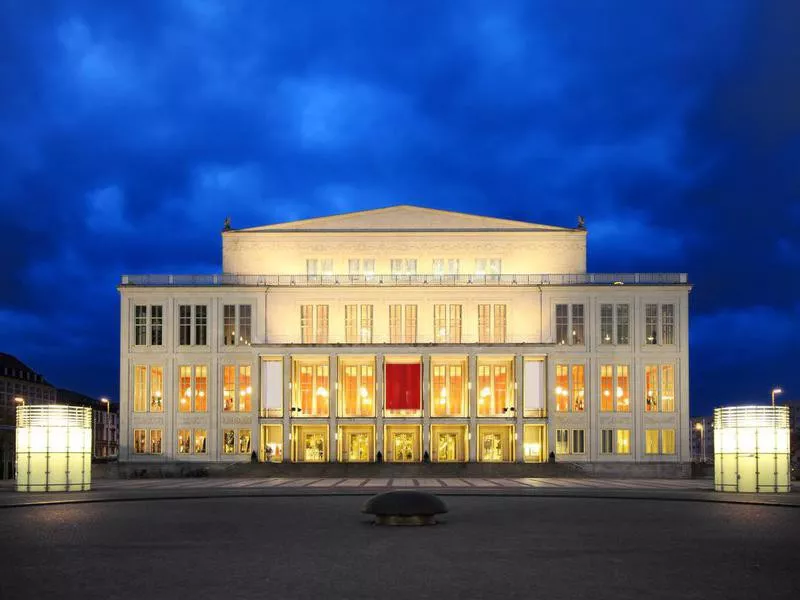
[1,0,798,415]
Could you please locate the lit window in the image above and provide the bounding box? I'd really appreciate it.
[133,365,163,412]
[178,365,207,412]
[338,359,375,417]
[661,365,675,412]
[223,429,236,454]
[338,425,375,462]
[179,366,192,413]
[662,429,675,454]
[177,428,191,454]
[571,365,585,412]
[616,429,631,454]
[645,430,659,454]
[222,365,252,412]
[133,429,146,453]
[478,425,514,462]
[645,365,659,412]
[523,424,545,463]
[477,358,514,417]
[292,360,329,417]
[194,429,207,454]
[261,425,283,462]
[600,364,629,412]
[239,429,251,454]
[149,430,162,454]
[431,425,467,462]
[600,365,614,411]
[431,359,467,417]
[645,364,674,413]
[555,365,569,412]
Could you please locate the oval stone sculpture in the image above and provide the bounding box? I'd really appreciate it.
[362,491,448,526]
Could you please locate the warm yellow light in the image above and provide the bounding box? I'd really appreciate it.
[316,387,329,398]
[185,388,191,396]
[480,387,491,398]
[695,422,704,431]
[555,386,562,395]
[155,390,162,398]
[772,388,783,394]
[246,386,252,394]
[440,387,447,397]
[198,390,205,397]
[603,390,610,397]
[14,397,25,405]
[359,386,368,398]
[616,387,623,398]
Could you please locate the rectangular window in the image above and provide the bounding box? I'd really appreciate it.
[645,304,658,344]
[555,304,568,345]
[433,304,462,343]
[477,358,513,417]
[195,305,207,345]
[150,430,162,454]
[556,429,569,454]
[571,365,585,412]
[345,305,373,343]
[360,304,373,343]
[223,366,236,411]
[177,428,191,454]
[662,429,675,454]
[151,306,163,345]
[179,366,192,413]
[555,365,569,412]
[600,365,614,411]
[223,429,236,454]
[238,366,251,412]
[339,360,375,417]
[293,360,329,417]
[133,429,146,453]
[389,304,418,343]
[345,305,358,343]
[617,429,631,454]
[321,259,333,276]
[150,366,163,412]
[179,305,192,345]
[645,430,660,454]
[600,304,613,344]
[348,259,360,275]
[433,259,460,275]
[571,429,585,454]
[195,429,207,454]
[616,304,629,344]
[478,304,491,343]
[363,259,375,279]
[300,305,329,343]
[134,366,147,412]
[179,365,207,412]
[404,305,417,343]
[571,305,584,345]
[239,429,252,454]
[662,304,675,345]
[432,259,444,275]
[224,305,236,345]
[390,259,417,275]
[645,365,659,412]
[239,305,252,345]
[478,305,508,343]
[475,258,502,277]
[134,305,147,345]
[601,429,613,454]
[661,365,675,412]
[431,359,467,417]
[616,365,630,412]
[195,366,207,412]
[306,259,318,276]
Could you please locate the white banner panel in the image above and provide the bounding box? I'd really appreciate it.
[523,360,543,411]
[262,359,283,412]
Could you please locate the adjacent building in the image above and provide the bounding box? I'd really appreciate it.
[57,389,120,458]
[118,206,691,470]
[0,353,58,479]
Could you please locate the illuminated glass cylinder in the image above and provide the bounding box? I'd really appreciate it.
[16,405,92,492]
[714,406,790,493]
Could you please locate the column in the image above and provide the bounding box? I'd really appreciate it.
[282,354,292,462]
[375,354,384,462]
[514,354,524,463]
[468,353,478,461]
[422,354,431,459]
[329,353,337,462]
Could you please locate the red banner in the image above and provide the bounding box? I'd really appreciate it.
[385,363,421,410]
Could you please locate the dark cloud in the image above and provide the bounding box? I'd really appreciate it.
[0,0,798,413]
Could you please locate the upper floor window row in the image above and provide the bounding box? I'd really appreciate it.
[555,304,585,345]
[134,305,163,346]
[600,303,629,345]
[179,305,207,346]
[645,303,675,345]
[223,304,252,346]
[304,258,502,276]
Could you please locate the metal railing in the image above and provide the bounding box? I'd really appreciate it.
[121,272,688,287]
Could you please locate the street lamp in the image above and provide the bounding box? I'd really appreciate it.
[14,396,25,406]
[100,397,110,414]
[695,421,705,463]
[771,388,782,407]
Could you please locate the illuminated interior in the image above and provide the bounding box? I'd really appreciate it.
[260,424,283,462]
[292,424,329,462]
[523,424,546,463]
[338,425,375,462]
[223,365,252,412]
[431,357,467,417]
[477,358,514,417]
[384,358,422,417]
[714,406,790,493]
[384,425,422,462]
[478,425,514,462]
[430,424,467,462]
[16,405,92,492]
[338,357,375,417]
[292,358,330,417]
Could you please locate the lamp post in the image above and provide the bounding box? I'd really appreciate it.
[771,387,782,407]
[695,421,705,463]
[100,397,110,414]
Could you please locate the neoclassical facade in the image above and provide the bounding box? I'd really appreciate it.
[118,206,691,467]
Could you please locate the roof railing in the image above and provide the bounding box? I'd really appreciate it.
[121,273,688,287]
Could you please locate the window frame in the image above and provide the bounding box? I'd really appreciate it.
[644,302,677,346]
[599,303,630,345]
[554,303,586,346]
[221,363,252,413]
[133,304,164,347]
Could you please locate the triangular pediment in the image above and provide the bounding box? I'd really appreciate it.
[238,205,570,232]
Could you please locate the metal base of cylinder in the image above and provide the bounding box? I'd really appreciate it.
[373,515,438,526]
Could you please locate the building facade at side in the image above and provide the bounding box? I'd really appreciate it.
[118,206,691,470]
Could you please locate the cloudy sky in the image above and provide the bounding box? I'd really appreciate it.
[1,1,798,415]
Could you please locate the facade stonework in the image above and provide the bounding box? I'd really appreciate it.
[119,206,690,468]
